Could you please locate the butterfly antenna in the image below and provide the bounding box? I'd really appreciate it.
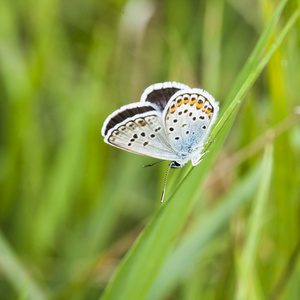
[143,160,166,168]
[161,163,172,203]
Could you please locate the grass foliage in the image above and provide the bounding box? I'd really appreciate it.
[0,0,300,299]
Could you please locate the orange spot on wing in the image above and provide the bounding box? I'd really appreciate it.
[176,100,183,107]
[190,99,197,105]
[196,102,203,109]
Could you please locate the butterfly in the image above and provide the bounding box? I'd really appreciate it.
[101,82,219,201]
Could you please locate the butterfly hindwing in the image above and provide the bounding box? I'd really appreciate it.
[163,89,218,153]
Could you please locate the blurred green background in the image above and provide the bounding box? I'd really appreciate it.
[0,0,300,299]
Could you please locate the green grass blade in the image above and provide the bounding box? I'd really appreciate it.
[0,230,48,300]
[172,1,299,198]
[235,143,274,300]
[33,103,88,253]
[208,4,300,145]
[148,163,263,300]
[99,3,299,299]
[1,0,299,299]
[224,0,288,108]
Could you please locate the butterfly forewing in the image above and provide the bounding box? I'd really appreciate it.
[102,103,157,136]
[140,81,190,112]
[102,103,179,161]
[163,89,218,153]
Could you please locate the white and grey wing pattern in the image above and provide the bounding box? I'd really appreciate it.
[101,102,178,161]
[101,81,219,166]
[162,88,219,158]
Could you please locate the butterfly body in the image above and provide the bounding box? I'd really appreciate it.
[102,82,219,168]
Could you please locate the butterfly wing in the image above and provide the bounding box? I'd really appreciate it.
[140,81,190,112]
[163,88,219,154]
[102,102,179,161]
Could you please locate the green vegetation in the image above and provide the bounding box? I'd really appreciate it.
[0,0,299,299]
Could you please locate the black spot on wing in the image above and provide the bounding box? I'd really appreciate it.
[104,105,156,135]
[144,88,181,111]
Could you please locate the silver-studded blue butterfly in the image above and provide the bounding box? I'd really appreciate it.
[101,82,219,201]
